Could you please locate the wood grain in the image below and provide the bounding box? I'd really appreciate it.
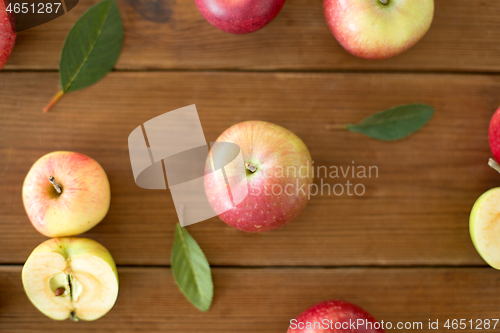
[0,71,497,266]
[4,0,500,72]
[1,266,500,332]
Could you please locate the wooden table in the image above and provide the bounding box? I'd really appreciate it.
[2,0,500,331]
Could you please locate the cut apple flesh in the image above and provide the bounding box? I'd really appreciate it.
[470,188,500,269]
[22,250,118,321]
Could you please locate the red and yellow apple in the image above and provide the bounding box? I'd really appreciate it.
[23,151,111,237]
[204,121,313,232]
[195,0,286,34]
[469,108,500,269]
[22,238,119,321]
[0,0,16,69]
[323,0,434,60]
[288,300,385,332]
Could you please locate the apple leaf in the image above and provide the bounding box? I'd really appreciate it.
[44,0,123,112]
[172,223,213,312]
[60,0,123,93]
[344,104,435,141]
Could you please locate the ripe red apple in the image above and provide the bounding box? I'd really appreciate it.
[489,107,500,163]
[0,0,16,69]
[323,0,434,60]
[23,151,111,237]
[204,121,313,232]
[288,300,385,333]
[195,0,286,34]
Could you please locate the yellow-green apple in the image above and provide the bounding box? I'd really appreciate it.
[204,121,313,232]
[195,0,286,34]
[323,0,434,60]
[22,238,119,321]
[288,300,385,332]
[23,151,111,237]
[0,0,16,69]
[469,187,500,269]
[489,107,500,162]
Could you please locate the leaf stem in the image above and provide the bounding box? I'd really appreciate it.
[43,90,64,113]
[488,158,500,174]
[325,124,348,131]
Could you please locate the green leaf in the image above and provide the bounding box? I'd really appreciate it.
[346,104,434,141]
[172,223,213,312]
[60,0,123,93]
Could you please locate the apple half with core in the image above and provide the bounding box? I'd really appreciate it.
[323,0,434,60]
[22,238,119,321]
[195,0,287,34]
[470,187,500,269]
[23,151,111,237]
[288,300,385,332]
[204,121,313,232]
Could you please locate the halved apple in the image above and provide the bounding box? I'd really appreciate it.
[470,187,500,269]
[22,238,119,321]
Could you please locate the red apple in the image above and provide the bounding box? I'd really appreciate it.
[204,121,313,232]
[288,300,385,333]
[323,0,434,60]
[489,107,500,163]
[23,151,111,237]
[0,0,16,69]
[195,0,286,34]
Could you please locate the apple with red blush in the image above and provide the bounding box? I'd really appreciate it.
[489,107,500,163]
[195,0,286,34]
[323,0,434,60]
[0,0,16,69]
[288,300,385,332]
[204,121,313,232]
[23,151,111,237]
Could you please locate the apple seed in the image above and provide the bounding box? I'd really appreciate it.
[54,287,65,296]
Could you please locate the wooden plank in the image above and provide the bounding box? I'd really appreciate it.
[0,71,497,266]
[1,266,499,332]
[4,0,500,72]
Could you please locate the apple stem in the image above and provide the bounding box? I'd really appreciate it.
[49,176,62,194]
[488,158,500,174]
[325,124,348,131]
[245,162,257,173]
[43,90,64,113]
[379,0,389,4]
